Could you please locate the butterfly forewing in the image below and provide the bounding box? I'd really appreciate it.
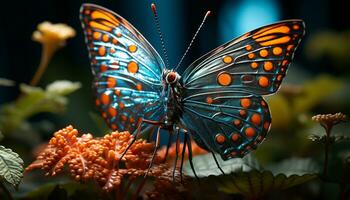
[182,20,305,94]
[80,4,166,132]
[180,20,305,160]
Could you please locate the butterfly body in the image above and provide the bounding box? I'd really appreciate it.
[80,3,305,161]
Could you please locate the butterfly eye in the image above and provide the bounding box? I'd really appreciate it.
[166,72,178,84]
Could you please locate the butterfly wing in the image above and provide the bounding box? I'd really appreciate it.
[80,4,165,132]
[180,20,305,160]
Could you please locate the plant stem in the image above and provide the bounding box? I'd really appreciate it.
[323,125,332,178]
[30,44,55,86]
[0,181,13,200]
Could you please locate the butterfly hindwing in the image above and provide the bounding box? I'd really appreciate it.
[180,20,305,160]
[80,4,165,133]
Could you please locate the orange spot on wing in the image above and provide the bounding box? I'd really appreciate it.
[110,48,116,54]
[101,93,110,105]
[119,102,125,109]
[245,127,256,137]
[272,47,283,55]
[260,36,291,46]
[100,64,108,72]
[251,62,258,69]
[248,53,255,59]
[255,35,277,42]
[239,110,247,117]
[98,46,106,56]
[136,83,142,91]
[253,25,290,39]
[128,45,137,53]
[206,96,213,104]
[102,34,110,42]
[108,107,117,117]
[223,56,233,64]
[84,9,91,15]
[111,124,117,130]
[95,99,100,106]
[263,61,273,71]
[241,98,251,108]
[102,112,107,118]
[112,38,118,44]
[231,133,240,142]
[233,120,241,126]
[258,76,270,87]
[217,72,232,86]
[127,61,139,73]
[245,45,252,51]
[251,113,261,125]
[259,49,269,57]
[91,10,119,26]
[277,75,283,81]
[121,115,127,121]
[89,21,112,32]
[264,122,270,130]
[115,89,121,96]
[287,45,294,51]
[215,134,226,144]
[282,60,288,66]
[93,32,101,40]
[107,77,116,88]
[100,20,116,28]
[293,24,300,30]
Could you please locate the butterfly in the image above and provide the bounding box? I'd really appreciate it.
[80,3,305,174]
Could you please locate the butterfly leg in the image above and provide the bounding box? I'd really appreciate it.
[162,130,173,163]
[186,131,199,181]
[172,127,180,181]
[118,118,164,168]
[145,126,161,177]
[179,130,188,183]
[211,152,225,175]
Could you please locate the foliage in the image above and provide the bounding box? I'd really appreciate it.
[0,145,24,189]
[184,154,318,199]
[0,78,15,87]
[0,81,81,134]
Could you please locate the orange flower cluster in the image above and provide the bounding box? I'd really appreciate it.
[25,125,173,191]
[158,140,208,166]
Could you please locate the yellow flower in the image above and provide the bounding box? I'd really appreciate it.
[32,21,76,47]
[30,21,76,86]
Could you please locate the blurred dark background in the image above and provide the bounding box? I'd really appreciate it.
[0,0,348,137]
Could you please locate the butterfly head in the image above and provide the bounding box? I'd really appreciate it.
[164,70,180,85]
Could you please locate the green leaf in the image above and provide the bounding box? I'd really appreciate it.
[184,153,261,178]
[0,80,81,134]
[0,145,24,188]
[218,170,317,198]
[217,157,319,199]
[46,80,81,96]
[0,78,15,87]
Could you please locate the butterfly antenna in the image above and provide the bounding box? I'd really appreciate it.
[174,10,211,71]
[151,3,170,68]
